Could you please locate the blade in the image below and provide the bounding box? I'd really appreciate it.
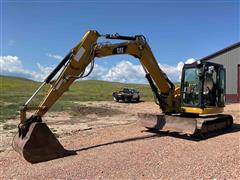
[138,113,197,135]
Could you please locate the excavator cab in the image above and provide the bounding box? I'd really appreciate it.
[181,61,226,111]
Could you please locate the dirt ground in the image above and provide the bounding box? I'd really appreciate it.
[0,101,239,179]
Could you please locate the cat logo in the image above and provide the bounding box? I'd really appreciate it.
[113,46,127,54]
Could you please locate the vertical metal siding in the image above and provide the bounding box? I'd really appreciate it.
[208,47,240,94]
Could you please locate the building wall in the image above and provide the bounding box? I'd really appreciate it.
[208,47,240,102]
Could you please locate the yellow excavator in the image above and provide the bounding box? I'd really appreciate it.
[13,30,233,163]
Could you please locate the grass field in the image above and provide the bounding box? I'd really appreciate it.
[0,76,154,122]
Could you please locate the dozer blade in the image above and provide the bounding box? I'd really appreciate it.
[138,113,233,138]
[13,122,75,163]
[139,113,196,134]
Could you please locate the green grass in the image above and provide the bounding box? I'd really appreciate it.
[0,76,155,122]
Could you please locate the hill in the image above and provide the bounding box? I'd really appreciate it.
[0,76,153,122]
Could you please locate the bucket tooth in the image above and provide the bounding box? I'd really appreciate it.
[13,122,76,163]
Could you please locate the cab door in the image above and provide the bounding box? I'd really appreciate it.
[217,67,226,107]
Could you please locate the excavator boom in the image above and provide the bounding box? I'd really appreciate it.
[13,30,177,163]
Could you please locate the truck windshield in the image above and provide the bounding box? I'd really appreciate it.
[123,88,138,93]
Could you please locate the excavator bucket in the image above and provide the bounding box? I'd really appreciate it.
[139,113,233,138]
[13,122,75,163]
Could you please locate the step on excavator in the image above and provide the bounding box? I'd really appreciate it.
[13,30,233,163]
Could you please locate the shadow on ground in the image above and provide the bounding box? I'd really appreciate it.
[27,123,239,163]
[73,123,240,152]
[145,123,240,141]
[74,134,160,152]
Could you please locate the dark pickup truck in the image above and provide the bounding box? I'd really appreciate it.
[112,88,140,103]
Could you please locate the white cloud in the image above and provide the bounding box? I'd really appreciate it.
[0,56,53,81]
[85,59,193,83]
[47,53,63,61]
[185,58,195,64]
[0,55,196,83]
[0,56,33,79]
[103,61,145,83]
[86,64,108,80]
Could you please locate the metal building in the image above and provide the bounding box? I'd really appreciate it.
[200,42,240,102]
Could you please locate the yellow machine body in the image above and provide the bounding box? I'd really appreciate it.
[13,30,233,163]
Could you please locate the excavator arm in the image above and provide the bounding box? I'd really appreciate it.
[14,30,180,163]
[21,30,178,123]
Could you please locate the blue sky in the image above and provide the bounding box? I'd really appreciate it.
[1,0,239,83]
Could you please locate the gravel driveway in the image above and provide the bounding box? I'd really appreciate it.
[0,102,239,179]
